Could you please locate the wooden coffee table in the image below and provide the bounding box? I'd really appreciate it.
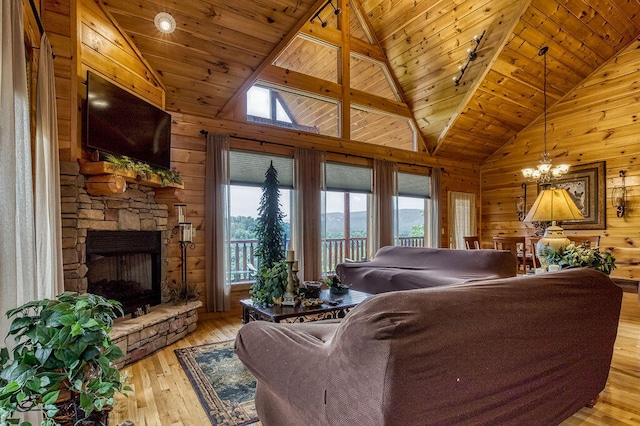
[240,289,372,323]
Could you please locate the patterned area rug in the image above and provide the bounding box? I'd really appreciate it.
[175,340,259,426]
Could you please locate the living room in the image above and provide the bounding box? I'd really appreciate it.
[2,0,640,424]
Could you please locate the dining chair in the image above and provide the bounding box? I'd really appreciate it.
[493,236,527,273]
[530,236,541,269]
[569,235,601,248]
[464,236,480,249]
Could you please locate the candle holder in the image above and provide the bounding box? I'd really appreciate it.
[172,204,196,305]
[281,259,298,306]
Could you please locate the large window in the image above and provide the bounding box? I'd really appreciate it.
[228,151,293,283]
[395,172,433,247]
[322,162,372,273]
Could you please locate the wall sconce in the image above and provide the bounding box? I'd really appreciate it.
[612,170,628,218]
[517,183,527,221]
[453,30,485,86]
[310,0,341,27]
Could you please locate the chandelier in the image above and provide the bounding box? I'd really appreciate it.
[521,46,569,184]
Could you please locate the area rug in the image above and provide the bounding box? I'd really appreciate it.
[175,340,259,426]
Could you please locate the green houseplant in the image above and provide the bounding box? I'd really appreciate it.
[546,244,616,275]
[250,161,287,306]
[250,261,288,307]
[0,292,130,426]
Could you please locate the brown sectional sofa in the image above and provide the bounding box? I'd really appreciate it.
[235,268,622,426]
[335,246,518,294]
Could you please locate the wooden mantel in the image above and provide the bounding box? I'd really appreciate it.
[79,161,184,200]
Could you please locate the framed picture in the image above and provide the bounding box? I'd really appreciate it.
[541,161,605,230]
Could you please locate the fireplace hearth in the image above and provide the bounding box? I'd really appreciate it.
[86,231,162,314]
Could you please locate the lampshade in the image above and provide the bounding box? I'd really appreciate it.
[525,187,584,270]
[524,187,584,223]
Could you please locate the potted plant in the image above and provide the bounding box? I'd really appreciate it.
[0,292,131,426]
[545,244,616,275]
[250,261,288,307]
[324,274,350,294]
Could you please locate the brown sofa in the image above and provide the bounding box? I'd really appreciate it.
[235,268,622,426]
[335,246,518,294]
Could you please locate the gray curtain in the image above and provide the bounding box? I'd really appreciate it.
[205,133,231,312]
[292,147,325,281]
[369,159,397,258]
[430,167,441,247]
[0,0,38,340]
[35,33,64,297]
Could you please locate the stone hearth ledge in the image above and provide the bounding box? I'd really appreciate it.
[110,301,202,368]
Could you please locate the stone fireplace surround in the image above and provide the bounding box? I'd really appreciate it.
[60,161,199,366]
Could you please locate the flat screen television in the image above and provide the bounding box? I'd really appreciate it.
[85,71,171,170]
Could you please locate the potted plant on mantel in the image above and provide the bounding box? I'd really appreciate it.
[0,292,131,426]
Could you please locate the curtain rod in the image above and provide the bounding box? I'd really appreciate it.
[28,0,44,36]
[198,129,433,170]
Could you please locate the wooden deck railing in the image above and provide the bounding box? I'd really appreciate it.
[229,236,424,283]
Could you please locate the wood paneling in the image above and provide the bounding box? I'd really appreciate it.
[481,38,640,281]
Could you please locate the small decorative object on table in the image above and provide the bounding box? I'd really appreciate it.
[545,243,616,275]
[299,281,322,299]
[325,274,350,294]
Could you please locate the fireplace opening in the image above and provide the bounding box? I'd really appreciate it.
[86,231,162,315]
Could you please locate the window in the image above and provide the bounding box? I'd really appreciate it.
[322,163,372,274]
[247,84,339,136]
[228,151,293,283]
[395,172,432,247]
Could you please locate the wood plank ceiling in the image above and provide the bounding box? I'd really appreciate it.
[102,0,640,164]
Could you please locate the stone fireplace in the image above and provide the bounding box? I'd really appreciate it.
[60,160,200,366]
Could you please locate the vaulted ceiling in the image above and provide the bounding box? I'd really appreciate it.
[102,0,640,164]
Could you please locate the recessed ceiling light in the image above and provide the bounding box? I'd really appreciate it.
[154,12,176,34]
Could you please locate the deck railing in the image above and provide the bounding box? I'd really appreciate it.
[230,236,424,283]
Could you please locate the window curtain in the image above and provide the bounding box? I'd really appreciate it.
[448,191,477,249]
[205,133,231,312]
[430,168,442,247]
[369,159,397,259]
[35,34,64,297]
[292,147,325,281]
[0,0,38,343]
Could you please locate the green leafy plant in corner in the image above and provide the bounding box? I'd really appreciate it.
[250,261,288,307]
[0,292,131,426]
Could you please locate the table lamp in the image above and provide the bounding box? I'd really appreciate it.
[524,187,584,269]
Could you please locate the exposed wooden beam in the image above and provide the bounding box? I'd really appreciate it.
[258,64,412,118]
[350,0,428,153]
[217,0,328,118]
[298,22,386,63]
[340,0,351,139]
[434,0,533,155]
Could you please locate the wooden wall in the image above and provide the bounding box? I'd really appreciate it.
[169,112,479,309]
[37,0,479,310]
[481,38,640,281]
[42,0,75,161]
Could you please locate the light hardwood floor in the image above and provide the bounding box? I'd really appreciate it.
[111,293,640,426]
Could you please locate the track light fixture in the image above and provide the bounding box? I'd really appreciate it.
[310,0,341,27]
[453,30,485,86]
